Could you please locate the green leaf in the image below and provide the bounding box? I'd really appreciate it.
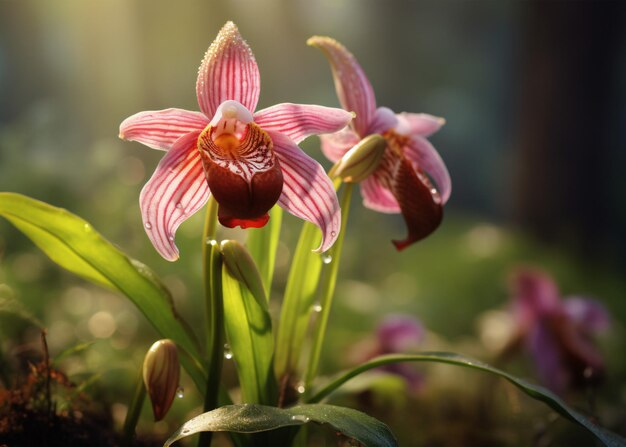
[164,403,398,447]
[246,205,282,296]
[274,222,323,379]
[0,193,205,392]
[308,352,626,447]
[221,250,277,405]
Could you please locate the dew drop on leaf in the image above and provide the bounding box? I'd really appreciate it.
[224,343,233,360]
[291,415,310,422]
[176,386,184,398]
[322,255,332,264]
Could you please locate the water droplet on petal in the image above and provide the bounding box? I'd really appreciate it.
[322,255,332,264]
[224,343,233,360]
[313,303,322,313]
[145,222,152,230]
[168,234,175,242]
[331,231,337,237]
[175,202,183,209]
[176,386,184,398]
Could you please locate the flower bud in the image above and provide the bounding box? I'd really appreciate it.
[220,240,267,305]
[330,134,387,183]
[143,339,180,421]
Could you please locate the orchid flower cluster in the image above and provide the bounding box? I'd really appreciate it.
[2,19,622,447]
[119,22,449,260]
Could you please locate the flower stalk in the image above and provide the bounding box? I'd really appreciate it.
[304,182,353,393]
[199,197,223,447]
[122,370,147,447]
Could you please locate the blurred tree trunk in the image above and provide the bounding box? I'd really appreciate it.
[513,1,624,259]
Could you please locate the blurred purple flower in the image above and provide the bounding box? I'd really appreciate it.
[352,315,425,391]
[309,37,450,250]
[509,268,610,394]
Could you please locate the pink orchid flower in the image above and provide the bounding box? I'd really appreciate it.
[509,268,610,394]
[309,37,451,250]
[119,22,353,260]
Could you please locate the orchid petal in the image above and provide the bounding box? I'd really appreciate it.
[375,152,443,250]
[377,315,424,353]
[254,103,353,144]
[196,21,260,118]
[140,131,210,261]
[360,176,400,213]
[269,131,340,252]
[404,136,452,204]
[511,269,562,320]
[528,321,568,394]
[563,297,611,333]
[368,107,398,135]
[308,36,376,137]
[319,126,360,163]
[119,108,208,151]
[396,112,445,138]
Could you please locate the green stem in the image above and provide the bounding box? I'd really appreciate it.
[122,370,146,447]
[198,197,223,447]
[304,183,353,394]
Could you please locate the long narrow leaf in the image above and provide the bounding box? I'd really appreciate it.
[274,222,323,380]
[0,193,205,391]
[164,403,397,447]
[246,205,282,296]
[308,352,626,447]
[222,258,277,405]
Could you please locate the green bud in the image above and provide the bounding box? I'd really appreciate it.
[330,134,387,183]
[142,339,180,421]
[220,240,267,306]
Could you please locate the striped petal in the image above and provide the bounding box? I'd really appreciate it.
[196,21,260,118]
[269,131,340,252]
[360,175,400,213]
[404,136,452,204]
[396,112,445,138]
[119,108,208,151]
[254,103,354,144]
[319,126,360,163]
[140,131,210,261]
[308,36,377,137]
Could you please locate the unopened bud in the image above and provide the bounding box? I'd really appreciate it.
[220,240,267,305]
[330,134,387,183]
[143,339,180,421]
